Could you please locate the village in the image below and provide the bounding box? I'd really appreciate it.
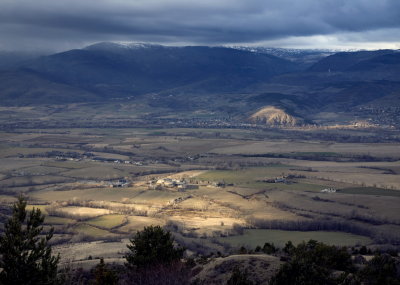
[108,173,337,194]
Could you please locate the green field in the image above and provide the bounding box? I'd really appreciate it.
[339,187,400,197]
[44,216,75,225]
[73,224,116,238]
[219,229,372,248]
[87,214,126,229]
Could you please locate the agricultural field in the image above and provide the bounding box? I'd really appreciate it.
[87,214,126,229]
[73,224,116,238]
[54,206,112,219]
[210,141,400,158]
[219,229,373,248]
[0,122,399,266]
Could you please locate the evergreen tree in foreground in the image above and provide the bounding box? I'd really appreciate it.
[0,196,60,285]
[125,225,184,269]
[123,226,188,284]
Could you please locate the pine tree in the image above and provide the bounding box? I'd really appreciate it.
[123,226,188,284]
[125,225,184,269]
[0,196,60,285]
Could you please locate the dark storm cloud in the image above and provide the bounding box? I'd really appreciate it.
[0,0,399,51]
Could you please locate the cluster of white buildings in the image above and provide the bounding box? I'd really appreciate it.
[109,179,130,188]
[150,178,187,191]
[321,188,337,193]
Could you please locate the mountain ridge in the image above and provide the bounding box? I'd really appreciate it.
[0,43,299,104]
[0,43,399,127]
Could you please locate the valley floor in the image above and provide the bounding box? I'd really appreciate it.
[0,108,399,267]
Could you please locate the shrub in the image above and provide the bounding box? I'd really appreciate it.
[358,254,400,285]
[227,266,254,285]
[270,240,353,285]
[271,259,333,285]
[262,242,276,254]
[283,241,295,255]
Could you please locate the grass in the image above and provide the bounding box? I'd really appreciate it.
[44,216,75,225]
[339,187,400,197]
[87,214,126,229]
[219,229,372,248]
[73,224,115,238]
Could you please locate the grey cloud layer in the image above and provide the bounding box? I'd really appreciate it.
[0,0,399,50]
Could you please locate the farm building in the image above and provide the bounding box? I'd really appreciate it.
[321,188,336,193]
[110,179,130,188]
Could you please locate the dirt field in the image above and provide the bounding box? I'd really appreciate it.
[55,207,112,218]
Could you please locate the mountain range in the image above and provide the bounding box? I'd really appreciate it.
[0,43,399,126]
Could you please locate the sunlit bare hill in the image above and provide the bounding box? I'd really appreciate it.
[249,106,303,127]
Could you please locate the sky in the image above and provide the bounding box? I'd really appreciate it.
[1,0,400,52]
